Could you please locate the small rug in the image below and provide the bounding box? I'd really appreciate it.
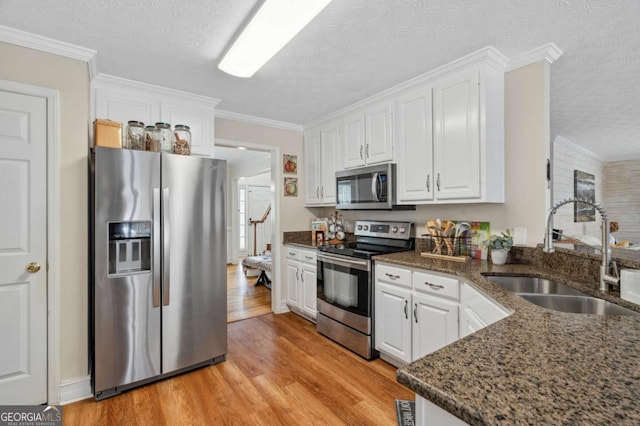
[395,399,416,426]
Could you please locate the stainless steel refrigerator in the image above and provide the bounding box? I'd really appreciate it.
[90,146,227,400]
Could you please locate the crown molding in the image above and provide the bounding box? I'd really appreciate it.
[0,24,97,78]
[506,42,564,72]
[305,45,509,129]
[92,73,221,106]
[216,109,303,132]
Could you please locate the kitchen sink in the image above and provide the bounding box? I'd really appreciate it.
[518,294,640,316]
[486,275,584,295]
[485,275,640,316]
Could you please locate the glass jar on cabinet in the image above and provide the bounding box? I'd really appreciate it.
[144,125,159,151]
[154,122,172,153]
[126,121,145,150]
[173,125,191,155]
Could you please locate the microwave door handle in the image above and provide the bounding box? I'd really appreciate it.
[371,172,381,202]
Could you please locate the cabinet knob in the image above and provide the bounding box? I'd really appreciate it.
[436,173,441,191]
[414,303,418,323]
[385,272,400,280]
[404,300,408,319]
[426,174,430,192]
[321,187,324,198]
[365,144,369,158]
[360,145,363,159]
[426,282,444,290]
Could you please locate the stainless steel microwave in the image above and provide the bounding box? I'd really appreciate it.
[335,163,414,210]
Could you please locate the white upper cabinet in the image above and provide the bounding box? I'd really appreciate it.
[432,71,481,200]
[92,75,219,157]
[306,47,505,205]
[395,87,434,203]
[343,102,393,169]
[304,121,340,206]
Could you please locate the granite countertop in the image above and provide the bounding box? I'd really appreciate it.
[374,251,640,425]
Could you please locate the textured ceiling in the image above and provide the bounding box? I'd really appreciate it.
[0,0,638,160]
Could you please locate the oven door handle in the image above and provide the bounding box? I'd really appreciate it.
[317,253,369,271]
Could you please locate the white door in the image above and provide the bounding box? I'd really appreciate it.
[319,123,340,204]
[286,261,300,307]
[246,185,272,256]
[300,264,317,318]
[412,293,459,361]
[365,102,393,165]
[342,112,365,169]
[396,87,434,203]
[0,90,48,404]
[375,282,412,364]
[303,129,321,205]
[433,71,480,200]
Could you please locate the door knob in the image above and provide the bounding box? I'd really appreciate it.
[26,262,41,273]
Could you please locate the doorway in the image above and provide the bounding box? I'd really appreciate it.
[214,143,275,322]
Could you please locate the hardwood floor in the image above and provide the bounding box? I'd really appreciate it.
[227,263,272,323]
[64,313,412,425]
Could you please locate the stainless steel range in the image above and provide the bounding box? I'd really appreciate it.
[316,220,414,359]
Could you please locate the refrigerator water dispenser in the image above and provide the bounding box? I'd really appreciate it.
[108,221,152,275]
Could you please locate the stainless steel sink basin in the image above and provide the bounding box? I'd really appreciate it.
[519,294,640,316]
[486,275,584,295]
[485,275,640,316]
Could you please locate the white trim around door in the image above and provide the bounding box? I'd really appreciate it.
[0,79,61,404]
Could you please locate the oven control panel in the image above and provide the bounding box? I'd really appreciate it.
[354,220,413,239]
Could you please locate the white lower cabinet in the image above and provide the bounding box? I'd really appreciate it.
[375,264,460,367]
[460,281,509,338]
[285,246,317,320]
[375,262,508,367]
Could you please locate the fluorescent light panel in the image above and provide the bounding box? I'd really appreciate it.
[218,0,332,78]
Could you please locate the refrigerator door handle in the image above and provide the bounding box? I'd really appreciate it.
[162,187,170,306]
[152,188,161,308]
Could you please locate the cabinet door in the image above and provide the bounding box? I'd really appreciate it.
[395,88,433,203]
[460,306,485,338]
[375,282,412,364]
[320,123,340,204]
[286,261,300,308]
[342,112,365,169]
[365,102,393,165]
[161,100,215,157]
[300,265,317,318]
[460,282,508,337]
[433,71,480,200]
[94,86,161,142]
[304,129,321,205]
[412,293,459,360]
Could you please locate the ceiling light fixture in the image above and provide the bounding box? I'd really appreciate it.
[218,0,332,78]
[237,146,247,150]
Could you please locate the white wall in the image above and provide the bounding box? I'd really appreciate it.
[0,41,89,382]
[552,135,603,239]
[317,61,551,245]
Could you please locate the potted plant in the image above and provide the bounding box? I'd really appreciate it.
[483,230,513,265]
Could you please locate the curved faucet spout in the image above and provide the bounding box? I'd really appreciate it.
[543,197,617,292]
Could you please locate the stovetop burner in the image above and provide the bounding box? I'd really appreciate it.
[317,220,414,259]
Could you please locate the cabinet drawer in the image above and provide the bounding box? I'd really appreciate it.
[300,249,317,265]
[285,247,300,260]
[413,271,459,300]
[376,264,411,288]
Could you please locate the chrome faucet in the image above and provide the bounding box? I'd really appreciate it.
[543,198,619,292]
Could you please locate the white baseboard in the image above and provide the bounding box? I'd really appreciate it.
[59,375,92,405]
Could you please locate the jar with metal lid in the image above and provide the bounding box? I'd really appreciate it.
[144,125,159,151]
[154,122,172,153]
[126,121,145,150]
[173,124,191,155]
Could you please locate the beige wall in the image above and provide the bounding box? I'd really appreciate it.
[0,41,89,381]
[321,61,551,245]
[215,118,313,232]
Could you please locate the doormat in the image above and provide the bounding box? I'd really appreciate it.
[395,399,416,426]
